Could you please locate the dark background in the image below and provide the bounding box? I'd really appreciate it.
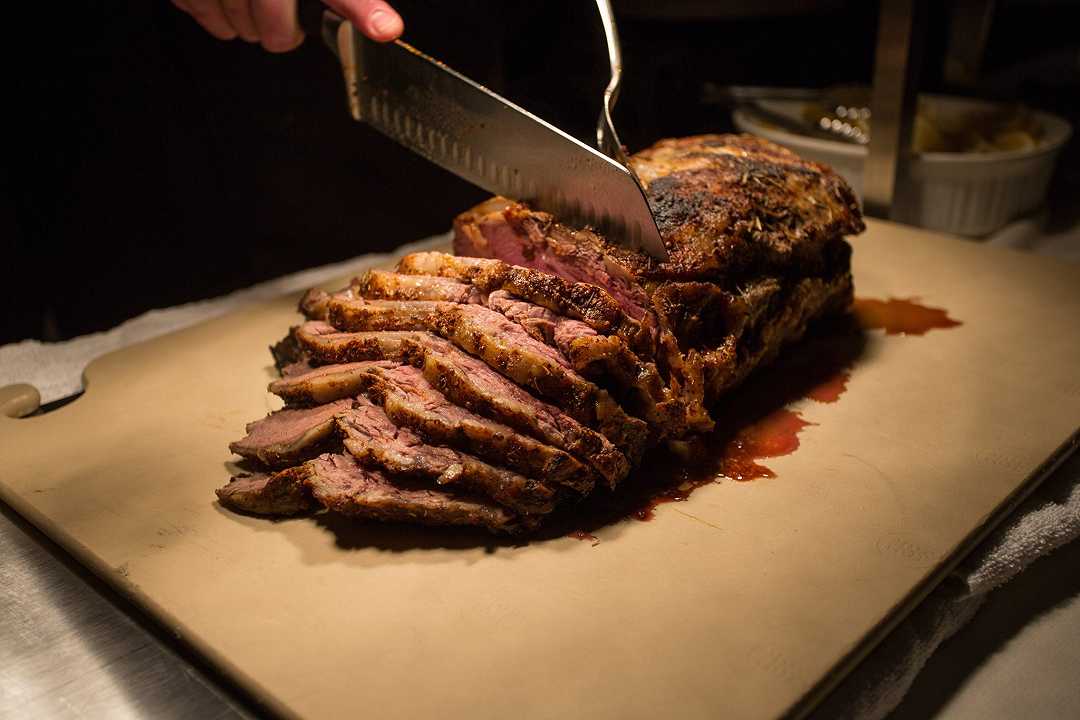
[4,0,1078,345]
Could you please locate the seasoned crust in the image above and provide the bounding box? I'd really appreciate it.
[626,134,864,280]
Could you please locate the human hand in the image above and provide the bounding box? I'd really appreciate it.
[171,0,404,52]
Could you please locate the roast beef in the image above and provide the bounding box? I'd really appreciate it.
[223,133,864,535]
[483,290,685,431]
[267,323,634,486]
[357,365,597,494]
[328,297,649,454]
[270,361,397,406]
[305,454,520,533]
[338,397,558,515]
[395,251,653,354]
[291,321,422,365]
[216,466,316,516]
[228,399,353,467]
[398,333,633,483]
[356,269,484,304]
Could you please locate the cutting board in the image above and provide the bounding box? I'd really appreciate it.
[1,220,1077,720]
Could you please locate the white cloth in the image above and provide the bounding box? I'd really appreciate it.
[0,234,448,405]
[1,231,1077,720]
[815,451,1080,719]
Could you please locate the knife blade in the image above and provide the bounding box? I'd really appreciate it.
[305,10,668,261]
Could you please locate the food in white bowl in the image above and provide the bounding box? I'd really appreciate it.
[734,94,1071,236]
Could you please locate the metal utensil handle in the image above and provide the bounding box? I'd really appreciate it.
[596,0,629,164]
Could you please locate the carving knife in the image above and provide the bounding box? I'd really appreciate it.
[297,3,668,261]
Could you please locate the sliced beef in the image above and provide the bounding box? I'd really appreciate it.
[216,466,316,516]
[486,288,578,345]
[292,321,422,365]
[280,359,316,377]
[327,297,648,456]
[270,329,305,374]
[484,290,685,431]
[359,365,597,494]
[429,304,649,454]
[269,361,398,406]
[356,269,485,304]
[222,133,865,535]
[395,251,654,355]
[299,288,331,320]
[398,333,632,485]
[298,326,631,484]
[305,453,520,533]
[327,298,447,334]
[338,398,557,515]
[455,197,652,321]
[299,287,357,321]
[228,399,352,468]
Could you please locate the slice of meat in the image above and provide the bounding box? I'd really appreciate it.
[216,466,316,516]
[430,304,649,456]
[299,287,356,321]
[269,361,399,406]
[359,365,597,494]
[485,290,682,430]
[454,197,652,321]
[395,251,654,355]
[338,398,557,515]
[401,334,631,484]
[327,298,447,334]
[305,454,520,533]
[284,327,630,486]
[299,288,331,320]
[328,297,649,457]
[280,359,315,377]
[292,321,422,365]
[355,269,485,304]
[485,288,572,345]
[228,399,352,468]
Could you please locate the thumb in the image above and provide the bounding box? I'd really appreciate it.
[323,0,403,42]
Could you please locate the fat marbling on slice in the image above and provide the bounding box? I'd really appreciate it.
[278,324,631,485]
[339,397,557,515]
[398,333,632,485]
[328,296,648,457]
[229,399,353,468]
[347,272,672,436]
[270,361,398,406]
[305,453,520,533]
[291,321,423,366]
[355,269,485,304]
[216,466,316,516]
[483,290,687,432]
[394,251,653,354]
[356,364,597,495]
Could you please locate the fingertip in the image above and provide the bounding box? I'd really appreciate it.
[210,26,240,41]
[366,8,403,42]
[261,31,304,53]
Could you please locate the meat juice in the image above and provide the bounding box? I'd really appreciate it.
[852,297,962,335]
[569,297,960,538]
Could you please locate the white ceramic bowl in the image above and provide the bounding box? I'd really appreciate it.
[733,94,1072,236]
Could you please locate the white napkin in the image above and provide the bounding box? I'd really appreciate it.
[814,451,1080,719]
[0,234,448,405]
